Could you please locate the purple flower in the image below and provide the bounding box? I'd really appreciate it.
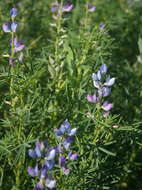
[33,182,44,190]
[46,149,56,160]
[59,156,66,167]
[62,167,70,175]
[55,119,71,137]
[100,64,107,74]
[98,87,111,97]
[68,128,77,136]
[104,77,115,86]
[62,136,74,150]
[45,178,56,189]
[2,23,11,32]
[45,160,55,170]
[102,101,113,111]
[87,94,97,103]
[11,38,25,52]
[99,24,105,30]
[88,4,96,12]
[28,165,39,177]
[68,152,78,160]
[2,22,17,33]
[51,6,59,12]
[28,141,45,158]
[28,149,38,158]
[62,3,73,12]
[11,22,17,32]
[97,70,101,80]
[40,166,48,178]
[10,8,18,18]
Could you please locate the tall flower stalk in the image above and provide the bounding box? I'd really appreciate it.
[2,8,25,101]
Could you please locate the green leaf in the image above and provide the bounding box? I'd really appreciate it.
[138,38,142,54]
[98,147,116,156]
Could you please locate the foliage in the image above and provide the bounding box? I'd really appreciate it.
[0,0,142,190]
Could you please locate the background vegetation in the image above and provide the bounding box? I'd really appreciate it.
[0,0,142,189]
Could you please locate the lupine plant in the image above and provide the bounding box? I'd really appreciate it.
[28,120,77,189]
[1,1,142,190]
[87,64,115,117]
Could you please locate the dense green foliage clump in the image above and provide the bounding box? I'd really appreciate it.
[0,0,142,189]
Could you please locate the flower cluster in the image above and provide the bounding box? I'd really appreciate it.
[87,64,115,117]
[28,120,77,190]
[50,2,97,16]
[2,8,25,65]
[87,4,96,12]
[51,1,73,19]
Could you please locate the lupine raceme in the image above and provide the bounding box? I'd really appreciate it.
[28,120,78,190]
[2,8,25,65]
[87,64,115,117]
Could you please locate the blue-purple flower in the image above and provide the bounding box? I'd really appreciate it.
[10,38,25,52]
[28,120,78,189]
[2,8,25,65]
[10,8,18,18]
[88,4,96,12]
[62,3,73,12]
[51,1,73,14]
[87,64,115,116]
[2,22,17,33]
[99,24,105,31]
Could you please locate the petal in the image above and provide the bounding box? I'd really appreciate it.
[59,156,66,167]
[35,142,42,158]
[62,136,74,150]
[28,149,37,158]
[97,70,101,80]
[2,23,11,32]
[104,78,115,86]
[10,8,18,17]
[54,145,62,153]
[45,160,55,170]
[41,166,48,178]
[92,73,98,81]
[15,44,25,52]
[61,119,71,132]
[46,149,56,160]
[45,179,56,189]
[68,152,78,160]
[102,102,113,111]
[100,64,107,74]
[11,21,17,32]
[51,6,59,12]
[88,5,96,12]
[93,80,101,88]
[68,128,77,136]
[28,165,38,177]
[99,24,105,31]
[62,167,70,175]
[87,94,97,103]
[54,128,63,137]
[98,87,111,97]
[33,182,44,190]
[62,3,73,12]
